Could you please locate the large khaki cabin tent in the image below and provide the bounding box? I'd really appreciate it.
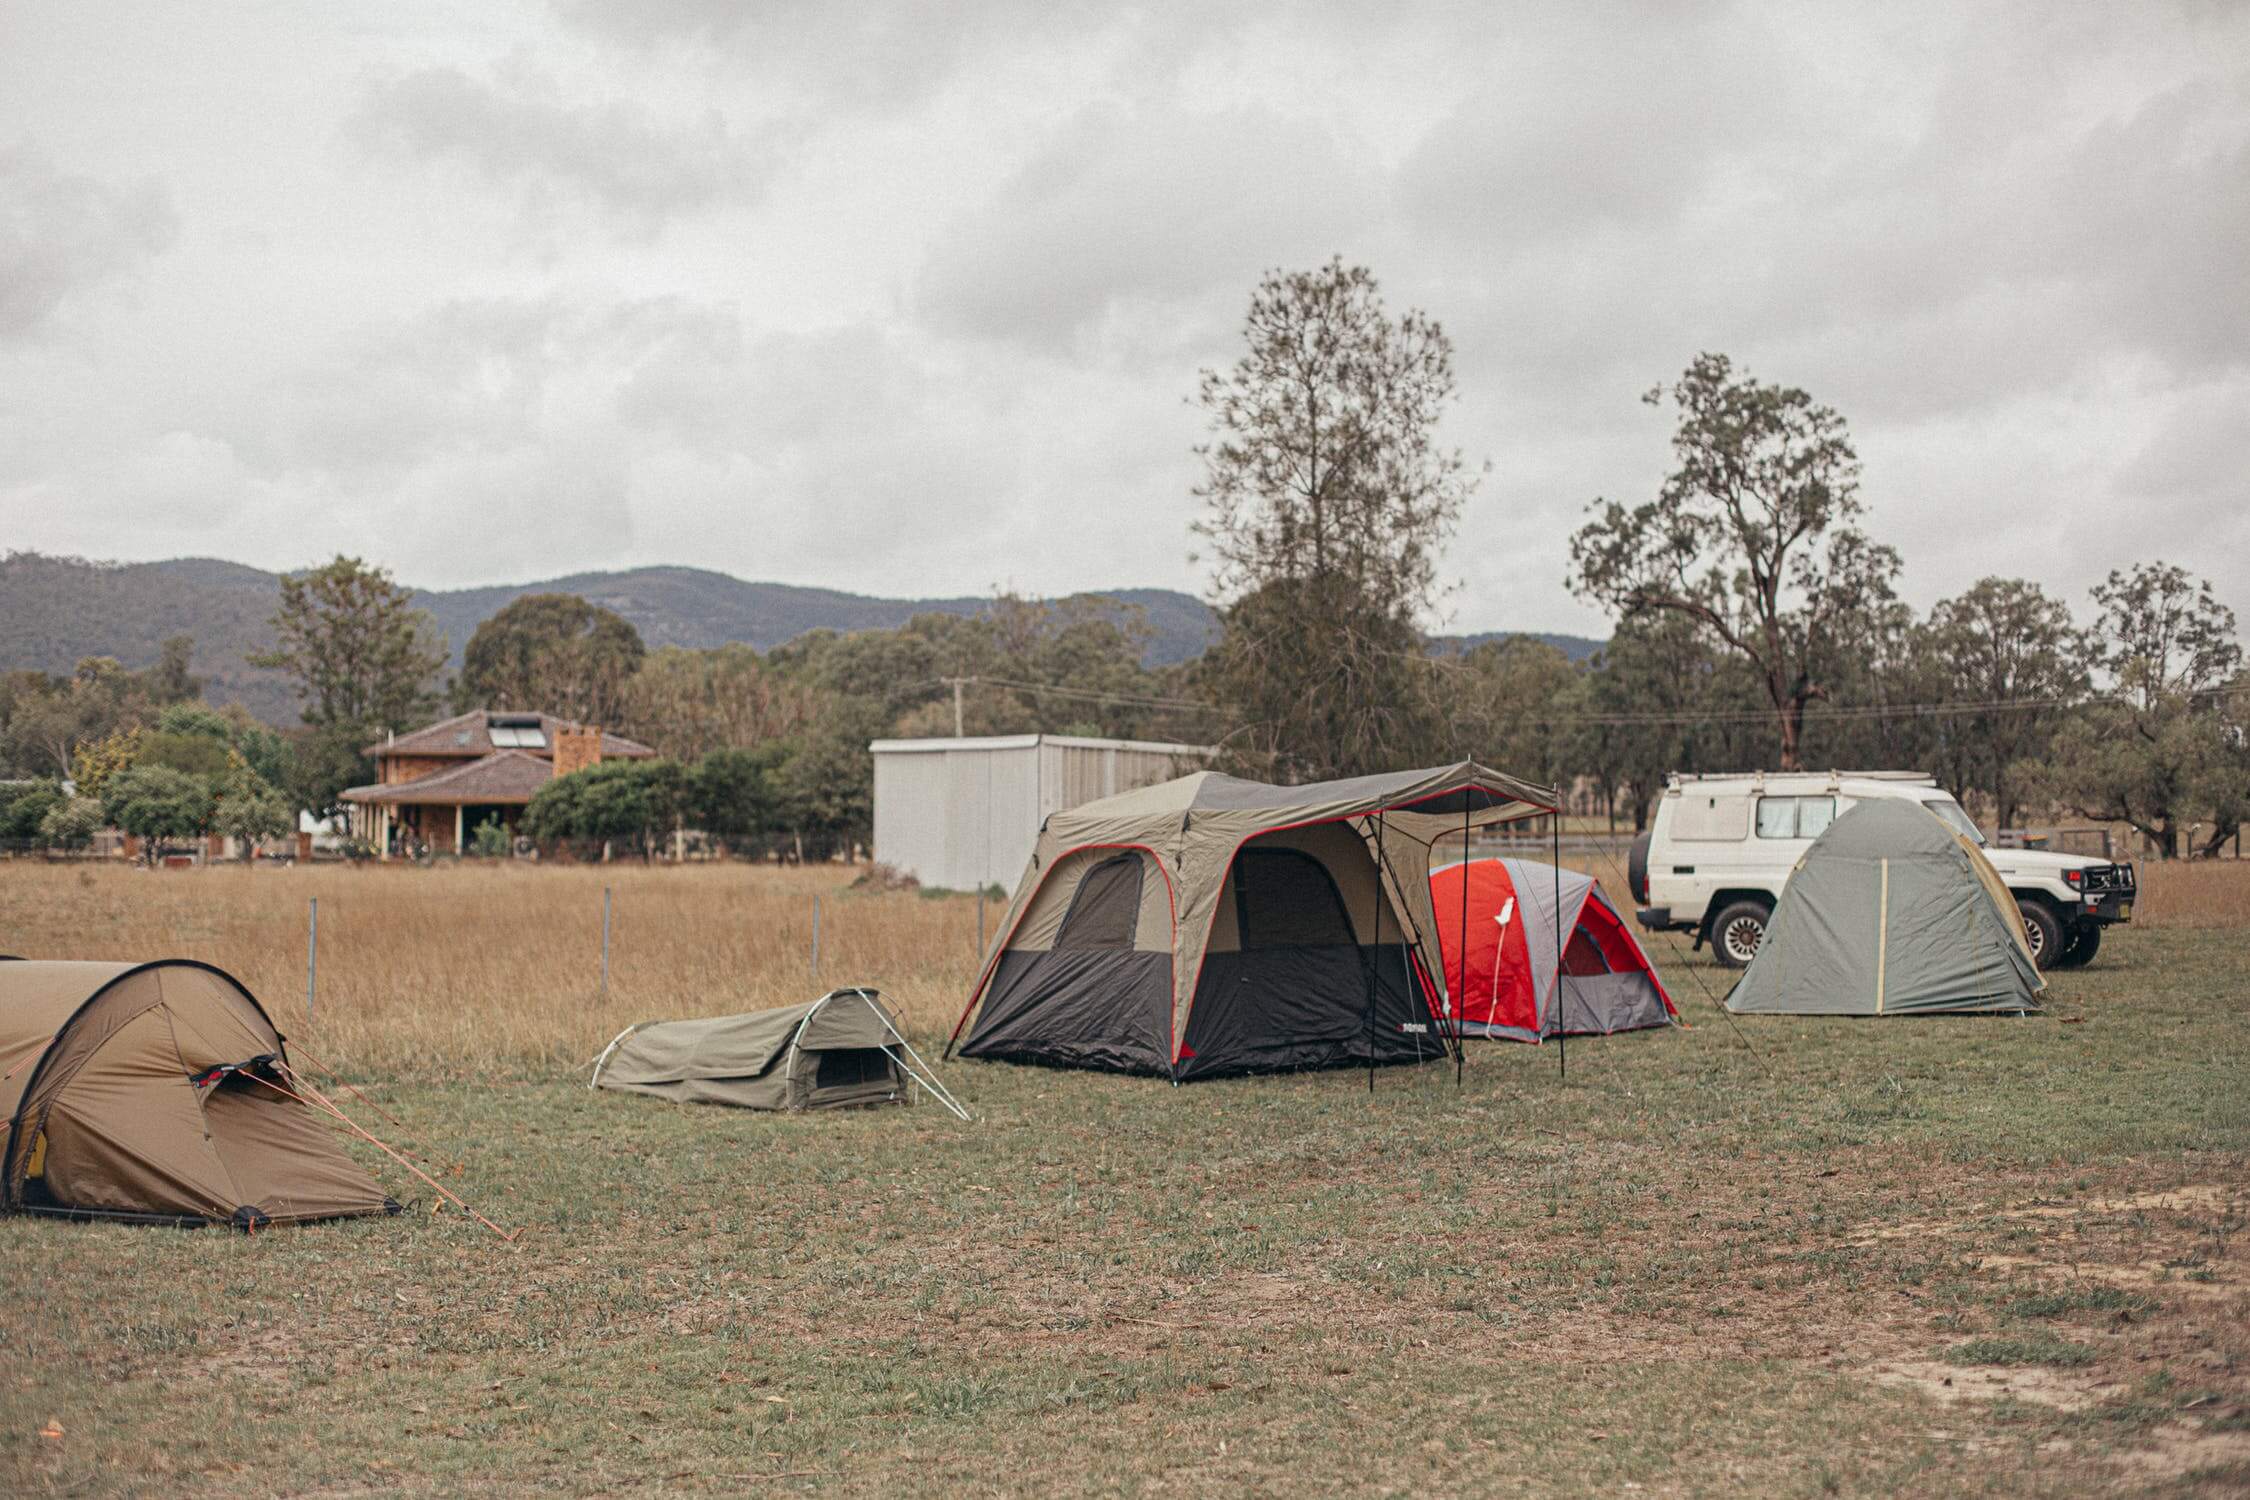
[592,989,968,1116]
[1725,799,2045,1016]
[948,761,1558,1080]
[0,959,397,1228]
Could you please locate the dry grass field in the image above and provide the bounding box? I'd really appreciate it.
[0,857,2246,1497]
[0,861,990,1077]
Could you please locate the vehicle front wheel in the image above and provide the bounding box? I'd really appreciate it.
[2016,899,2063,969]
[2051,921,2101,969]
[1709,900,1771,969]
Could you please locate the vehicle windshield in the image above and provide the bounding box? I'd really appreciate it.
[1922,796,1985,845]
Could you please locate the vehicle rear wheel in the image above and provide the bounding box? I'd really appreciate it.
[2052,921,2101,969]
[1710,900,1770,968]
[2016,900,2063,969]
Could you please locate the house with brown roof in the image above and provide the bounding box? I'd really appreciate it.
[341,712,655,858]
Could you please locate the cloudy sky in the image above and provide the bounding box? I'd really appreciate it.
[3,2,2245,636]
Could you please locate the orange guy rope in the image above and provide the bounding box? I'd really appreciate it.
[242,1067,515,1242]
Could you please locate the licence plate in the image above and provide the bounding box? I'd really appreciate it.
[2119,901,2131,920]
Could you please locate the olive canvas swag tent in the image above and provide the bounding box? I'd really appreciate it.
[1726,799,2046,1017]
[592,989,969,1118]
[0,959,397,1229]
[948,761,1559,1081]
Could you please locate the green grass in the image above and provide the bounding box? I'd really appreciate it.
[0,924,2244,1495]
[2000,1287,2158,1320]
[1946,1333,2100,1368]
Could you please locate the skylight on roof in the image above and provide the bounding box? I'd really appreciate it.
[486,714,548,750]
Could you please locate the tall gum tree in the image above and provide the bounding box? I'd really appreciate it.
[1193,259,1479,780]
[1569,353,1898,771]
[1923,577,2088,829]
[250,555,446,815]
[2037,563,2245,857]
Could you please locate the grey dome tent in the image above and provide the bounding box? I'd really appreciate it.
[0,958,398,1229]
[947,761,1558,1080]
[1725,799,2045,1016]
[591,989,967,1117]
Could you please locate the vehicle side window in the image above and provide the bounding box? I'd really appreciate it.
[1670,795,1750,841]
[1756,796,1837,839]
[1798,796,1836,839]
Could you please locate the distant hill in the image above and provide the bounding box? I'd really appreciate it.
[408,568,1225,674]
[1434,630,1604,662]
[0,552,1603,725]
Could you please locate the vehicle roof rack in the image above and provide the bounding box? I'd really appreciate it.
[1666,769,1936,785]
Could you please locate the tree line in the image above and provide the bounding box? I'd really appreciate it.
[1184,262,2244,857]
[2,261,2241,860]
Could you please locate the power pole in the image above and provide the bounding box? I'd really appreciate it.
[943,676,969,737]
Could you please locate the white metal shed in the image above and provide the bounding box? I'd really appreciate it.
[869,734,1212,892]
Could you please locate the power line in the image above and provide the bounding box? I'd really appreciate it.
[1536,683,2248,727]
[603,674,2244,738]
[945,674,1223,715]
[935,675,2245,730]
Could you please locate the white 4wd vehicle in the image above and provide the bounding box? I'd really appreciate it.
[1629,772,2136,970]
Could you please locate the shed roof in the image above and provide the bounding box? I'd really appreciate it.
[869,733,1213,756]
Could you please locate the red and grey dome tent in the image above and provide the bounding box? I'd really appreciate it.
[1429,859,1678,1043]
[947,761,1558,1081]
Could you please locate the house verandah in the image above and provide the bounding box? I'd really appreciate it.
[341,711,654,859]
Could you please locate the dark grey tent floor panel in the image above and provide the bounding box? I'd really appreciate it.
[1176,943,1441,1080]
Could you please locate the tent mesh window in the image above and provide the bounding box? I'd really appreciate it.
[1053,853,1144,951]
[1562,928,1613,974]
[814,1048,894,1089]
[1235,848,1355,948]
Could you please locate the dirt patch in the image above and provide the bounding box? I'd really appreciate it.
[1975,1252,2243,1301]
[1841,1183,2245,1251]
[1868,1359,2123,1410]
[195,1324,303,1385]
[2109,1425,2250,1482]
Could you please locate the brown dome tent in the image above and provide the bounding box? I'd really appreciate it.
[947,761,1559,1081]
[0,959,398,1229]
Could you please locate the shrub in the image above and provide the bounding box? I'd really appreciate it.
[468,817,514,858]
[0,780,66,840]
[38,796,103,849]
[100,765,214,854]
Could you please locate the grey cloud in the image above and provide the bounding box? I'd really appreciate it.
[346,64,769,233]
[916,102,1380,359]
[6,2,2247,624]
[253,294,745,475]
[0,144,174,338]
[552,0,1097,113]
[1396,7,1782,247]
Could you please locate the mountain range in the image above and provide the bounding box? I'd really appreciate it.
[0,552,1601,726]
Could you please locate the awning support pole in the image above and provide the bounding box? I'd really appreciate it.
[1366,813,1387,1094]
[1552,802,1566,1082]
[1456,799,1470,1088]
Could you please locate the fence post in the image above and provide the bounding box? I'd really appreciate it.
[977,886,986,957]
[305,897,318,1022]
[811,896,822,979]
[601,885,612,997]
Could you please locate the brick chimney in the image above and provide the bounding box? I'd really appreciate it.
[552,724,604,779]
